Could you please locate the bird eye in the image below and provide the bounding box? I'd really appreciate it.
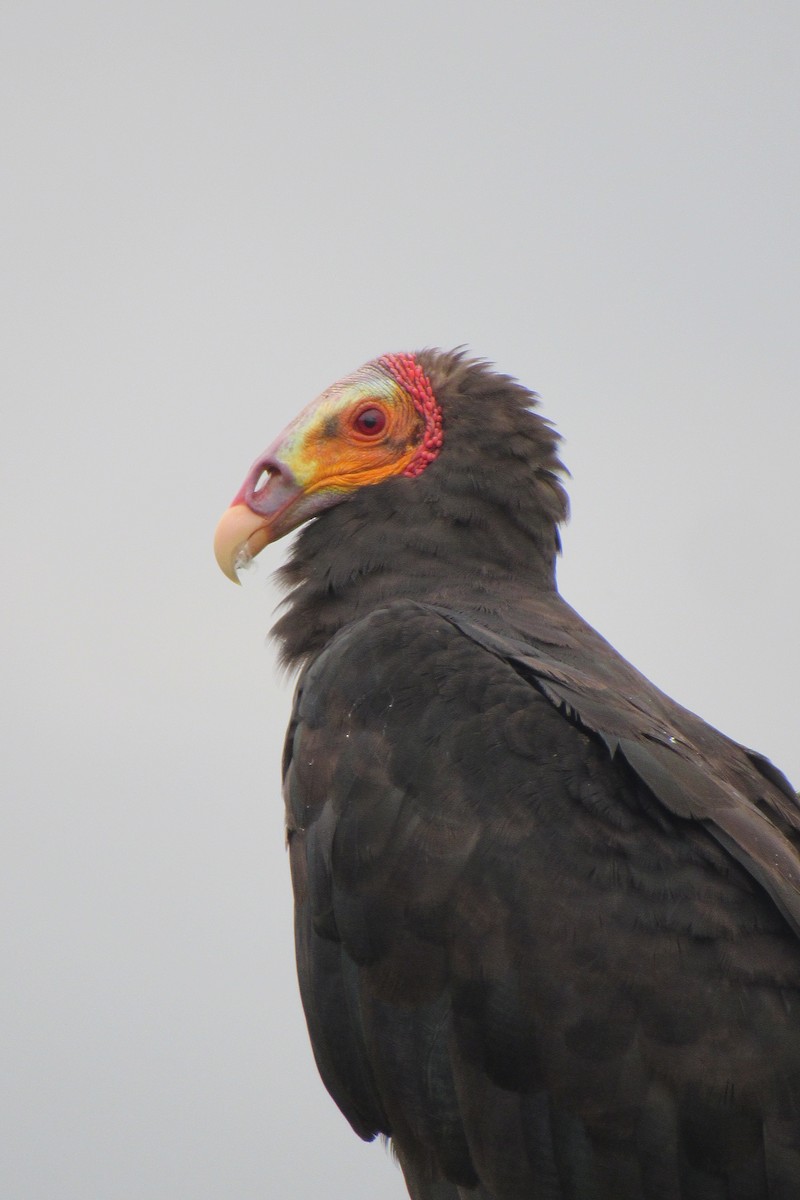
[353,406,387,436]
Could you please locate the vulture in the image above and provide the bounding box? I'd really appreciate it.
[214,350,800,1200]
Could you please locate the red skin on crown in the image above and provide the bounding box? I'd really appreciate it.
[379,353,443,477]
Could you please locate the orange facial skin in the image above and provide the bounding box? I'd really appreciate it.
[214,362,425,582]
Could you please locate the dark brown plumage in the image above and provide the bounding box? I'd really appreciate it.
[216,349,800,1199]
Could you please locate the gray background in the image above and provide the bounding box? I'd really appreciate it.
[3,3,799,1197]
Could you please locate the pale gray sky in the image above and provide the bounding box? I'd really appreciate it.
[2,3,799,1197]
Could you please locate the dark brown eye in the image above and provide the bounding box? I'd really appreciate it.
[353,407,387,436]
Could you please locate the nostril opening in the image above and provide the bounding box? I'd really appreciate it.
[254,465,276,494]
[244,459,293,513]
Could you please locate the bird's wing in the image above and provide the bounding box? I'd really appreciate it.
[432,606,800,939]
[283,600,800,1199]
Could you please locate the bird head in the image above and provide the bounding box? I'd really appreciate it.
[214,353,444,582]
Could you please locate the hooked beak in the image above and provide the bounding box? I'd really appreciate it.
[213,458,304,582]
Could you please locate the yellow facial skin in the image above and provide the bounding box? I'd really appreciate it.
[279,368,422,494]
[214,363,424,582]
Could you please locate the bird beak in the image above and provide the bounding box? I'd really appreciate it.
[214,458,305,583]
[213,503,272,582]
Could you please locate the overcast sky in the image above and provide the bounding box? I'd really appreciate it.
[3,3,799,1197]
